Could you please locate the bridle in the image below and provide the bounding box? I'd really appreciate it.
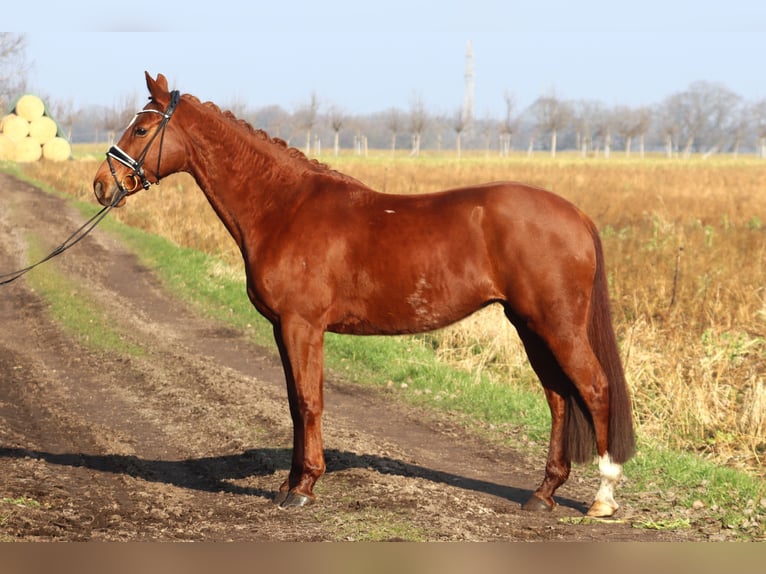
[106,89,181,194]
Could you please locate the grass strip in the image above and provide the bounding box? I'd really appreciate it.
[23,234,144,356]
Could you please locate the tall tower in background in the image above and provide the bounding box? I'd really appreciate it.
[462,40,475,128]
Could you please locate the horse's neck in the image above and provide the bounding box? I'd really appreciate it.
[181,109,304,249]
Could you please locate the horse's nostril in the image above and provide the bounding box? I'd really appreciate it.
[94,181,103,199]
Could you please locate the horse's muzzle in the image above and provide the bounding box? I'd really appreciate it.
[93,180,126,208]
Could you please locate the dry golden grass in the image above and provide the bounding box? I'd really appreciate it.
[21,148,766,471]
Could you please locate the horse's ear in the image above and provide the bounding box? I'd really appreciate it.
[145,72,170,105]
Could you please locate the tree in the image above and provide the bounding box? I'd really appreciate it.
[571,100,602,157]
[409,96,427,157]
[658,95,682,157]
[729,103,750,157]
[102,94,138,145]
[499,90,515,157]
[328,106,345,157]
[663,81,740,158]
[453,108,466,160]
[531,91,571,158]
[613,106,652,157]
[296,92,320,155]
[590,104,614,158]
[752,99,766,158]
[50,98,78,141]
[0,33,28,109]
[385,107,402,155]
[254,104,290,139]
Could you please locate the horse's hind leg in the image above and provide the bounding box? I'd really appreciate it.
[543,331,623,518]
[513,322,573,512]
[512,315,623,517]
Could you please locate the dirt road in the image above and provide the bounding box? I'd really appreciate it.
[0,173,709,541]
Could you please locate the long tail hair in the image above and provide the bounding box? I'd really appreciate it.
[565,224,636,464]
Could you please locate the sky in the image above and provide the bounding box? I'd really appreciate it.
[6,0,766,117]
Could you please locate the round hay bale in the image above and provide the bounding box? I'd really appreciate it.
[42,137,71,161]
[0,133,16,160]
[1,114,30,142]
[15,94,45,121]
[14,137,42,162]
[29,116,58,145]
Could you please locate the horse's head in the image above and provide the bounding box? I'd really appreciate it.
[93,72,185,207]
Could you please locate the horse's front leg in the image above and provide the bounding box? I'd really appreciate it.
[272,317,326,508]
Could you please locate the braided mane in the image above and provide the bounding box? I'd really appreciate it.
[184,94,360,185]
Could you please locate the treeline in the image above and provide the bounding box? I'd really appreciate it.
[62,80,766,158]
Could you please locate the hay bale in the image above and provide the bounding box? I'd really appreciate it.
[1,96,71,163]
[0,133,16,160]
[14,137,42,162]
[15,94,45,121]
[29,116,58,145]
[42,137,71,161]
[1,114,30,142]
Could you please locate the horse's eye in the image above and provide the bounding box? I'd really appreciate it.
[134,126,148,137]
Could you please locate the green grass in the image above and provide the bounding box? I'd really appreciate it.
[23,234,144,356]
[1,497,41,509]
[314,506,428,542]
[627,441,766,532]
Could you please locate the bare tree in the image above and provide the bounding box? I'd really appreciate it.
[752,99,766,158]
[705,89,742,156]
[453,108,466,160]
[591,105,614,158]
[658,95,682,157]
[571,100,602,157]
[531,91,571,158]
[102,94,138,145]
[613,106,652,157]
[662,81,740,158]
[296,92,320,155]
[633,107,652,158]
[225,96,249,119]
[729,103,750,157]
[499,90,515,157]
[254,104,290,139]
[49,98,78,141]
[328,106,345,157]
[0,33,28,108]
[409,96,427,157]
[385,107,402,155]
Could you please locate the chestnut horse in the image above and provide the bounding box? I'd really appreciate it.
[94,73,635,518]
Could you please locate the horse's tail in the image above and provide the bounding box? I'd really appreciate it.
[565,223,636,464]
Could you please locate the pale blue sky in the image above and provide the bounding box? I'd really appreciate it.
[7,0,766,116]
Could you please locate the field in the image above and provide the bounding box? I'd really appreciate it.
[19,147,766,474]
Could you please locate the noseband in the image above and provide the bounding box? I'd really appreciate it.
[106,90,180,194]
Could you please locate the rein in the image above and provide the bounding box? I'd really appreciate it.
[0,187,126,285]
[0,90,180,287]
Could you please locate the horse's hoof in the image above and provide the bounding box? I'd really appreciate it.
[277,491,315,509]
[586,500,618,518]
[522,494,555,512]
[273,490,289,505]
